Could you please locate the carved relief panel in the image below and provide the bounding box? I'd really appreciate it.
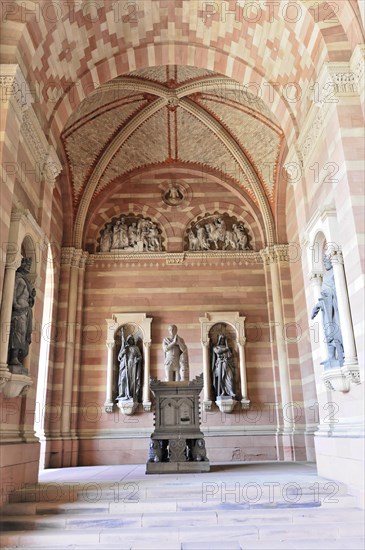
[185,212,253,252]
[98,214,165,252]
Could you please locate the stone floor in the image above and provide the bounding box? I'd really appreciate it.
[0,462,364,549]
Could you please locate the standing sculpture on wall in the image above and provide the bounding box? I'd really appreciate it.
[117,331,143,401]
[311,254,344,367]
[211,334,236,398]
[8,257,36,370]
[163,325,189,381]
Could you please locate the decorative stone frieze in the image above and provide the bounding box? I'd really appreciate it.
[0,64,33,115]
[185,212,253,252]
[0,65,62,187]
[97,214,165,253]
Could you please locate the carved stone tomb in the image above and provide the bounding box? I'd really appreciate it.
[146,375,210,474]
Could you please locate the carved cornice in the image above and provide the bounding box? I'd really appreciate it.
[90,250,263,266]
[0,65,62,187]
[350,45,365,91]
[0,64,32,116]
[298,59,363,167]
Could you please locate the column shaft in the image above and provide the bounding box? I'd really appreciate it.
[0,260,20,367]
[238,343,248,400]
[105,343,114,406]
[331,254,358,365]
[202,342,211,403]
[143,342,151,406]
[61,251,81,436]
[269,259,293,431]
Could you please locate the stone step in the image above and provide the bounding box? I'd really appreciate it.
[1,508,363,531]
[6,479,350,504]
[0,521,364,548]
[1,492,358,517]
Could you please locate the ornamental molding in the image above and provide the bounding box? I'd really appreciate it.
[91,250,263,266]
[298,59,362,167]
[297,101,332,166]
[0,64,32,116]
[0,65,62,187]
[350,44,365,91]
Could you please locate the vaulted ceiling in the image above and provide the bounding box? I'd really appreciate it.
[62,65,284,245]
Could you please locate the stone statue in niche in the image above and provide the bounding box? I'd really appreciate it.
[187,214,252,251]
[211,334,236,398]
[163,324,189,381]
[8,257,36,371]
[311,254,344,368]
[117,330,143,401]
[98,215,163,252]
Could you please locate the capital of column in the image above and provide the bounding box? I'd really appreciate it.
[143,341,151,349]
[5,251,23,271]
[106,341,115,350]
[260,245,290,265]
[238,337,247,347]
[309,270,323,284]
[61,247,75,266]
[260,246,277,265]
[328,249,344,265]
[79,251,89,270]
[71,249,83,268]
[60,247,84,268]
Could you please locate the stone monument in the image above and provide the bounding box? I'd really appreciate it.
[146,326,209,473]
[146,374,210,473]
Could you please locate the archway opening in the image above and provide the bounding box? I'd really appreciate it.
[34,243,54,471]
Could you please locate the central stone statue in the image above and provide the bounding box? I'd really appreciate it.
[162,324,189,381]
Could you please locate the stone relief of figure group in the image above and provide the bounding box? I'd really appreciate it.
[188,216,251,251]
[99,216,163,252]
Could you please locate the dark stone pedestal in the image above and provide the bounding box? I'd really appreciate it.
[146,374,210,474]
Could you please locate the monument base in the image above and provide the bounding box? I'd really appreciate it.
[145,375,210,474]
[146,460,210,474]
